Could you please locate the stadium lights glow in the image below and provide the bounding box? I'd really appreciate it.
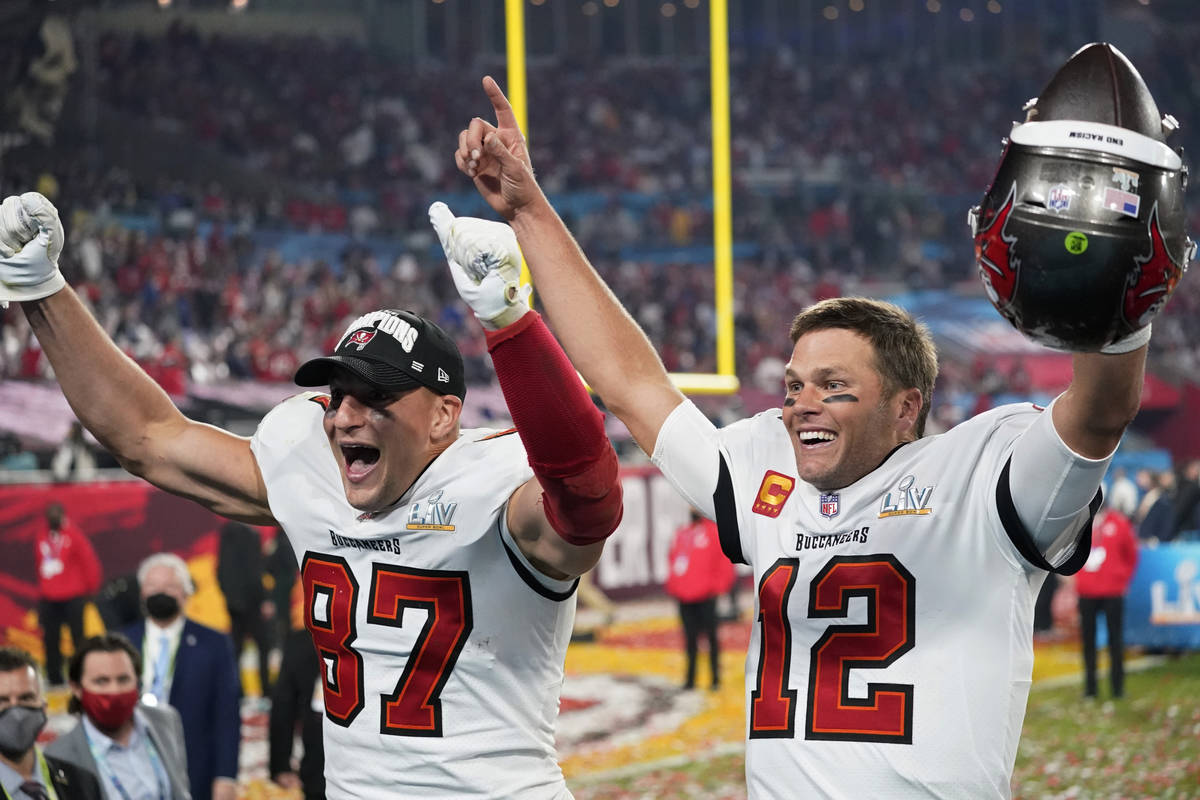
[582,1,598,16]
[604,0,620,7]
[959,7,974,20]
[230,0,248,10]
[684,0,700,8]
[822,5,839,20]
[849,0,865,11]
[987,0,1003,12]
[157,0,172,8]
[661,2,676,17]
[926,0,941,11]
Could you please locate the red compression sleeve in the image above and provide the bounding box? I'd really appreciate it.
[485,311,623,546]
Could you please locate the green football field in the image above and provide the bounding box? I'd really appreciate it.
[572,652,1200,800]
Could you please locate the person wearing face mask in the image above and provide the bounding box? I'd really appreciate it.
[121,555,239,800]
[45,634,191,799]
[0,646,102,800]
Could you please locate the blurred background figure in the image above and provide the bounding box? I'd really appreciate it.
[35,501,102,686]
[262,533,297,663]
[268,583,324,800]
[1170,459,1200,541]
[48,633,191,799]
[94,574,144,633]
[50,420,96,482]
[1076,500,1139,700]
[0,433,38,472]
[1136,469,1176,543]
[124,553,240,800]
[1105,466,1138,518]
[216,522,271,699]
[665,509,735,691]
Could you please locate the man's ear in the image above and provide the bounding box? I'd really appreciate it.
[432,394,464,440]
[895,387,923,438]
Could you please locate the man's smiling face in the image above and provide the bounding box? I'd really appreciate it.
[781,328,918,491]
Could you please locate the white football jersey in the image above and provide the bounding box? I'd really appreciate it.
[653,400,1093,800]
[251,393,577,799]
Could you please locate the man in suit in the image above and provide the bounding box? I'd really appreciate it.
[47,633,191,799]
[123,554,239,800]
[0,646,102,800]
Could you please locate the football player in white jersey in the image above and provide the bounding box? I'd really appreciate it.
[448,61,1187,799]
[0,190,624,798]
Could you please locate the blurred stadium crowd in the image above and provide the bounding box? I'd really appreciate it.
[0,0,1198,469]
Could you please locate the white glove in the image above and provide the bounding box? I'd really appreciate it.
[429,201,530,330]
[0,192,66,305]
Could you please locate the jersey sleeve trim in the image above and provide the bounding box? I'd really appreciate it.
[497,517,579,601]
[996,456,1099,575]
[714,453,747,566]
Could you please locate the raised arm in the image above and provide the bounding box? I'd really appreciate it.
[4,195,273,524]
[430,203,622,578]
[455,76,685,455]
[1053,348,1145,459]
[1005,335,1148,567]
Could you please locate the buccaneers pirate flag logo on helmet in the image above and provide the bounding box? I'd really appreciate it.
[969,42,1194,351]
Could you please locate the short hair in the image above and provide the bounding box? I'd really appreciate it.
[0,647,39,677]
[137,552,195,597]
[789,297,939,437]
[67,633,142,714]
[0,646,43,698]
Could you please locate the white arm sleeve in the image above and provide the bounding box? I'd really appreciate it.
[1007,395,1113,568]
[650,399,722,520]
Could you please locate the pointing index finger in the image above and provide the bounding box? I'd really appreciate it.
[482,75,520,133]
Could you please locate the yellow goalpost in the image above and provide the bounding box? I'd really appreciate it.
[504,0,739,395]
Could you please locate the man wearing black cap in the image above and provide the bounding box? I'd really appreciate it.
[0,190,624,798]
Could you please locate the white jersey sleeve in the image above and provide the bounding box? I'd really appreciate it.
[1005,395,1111,569]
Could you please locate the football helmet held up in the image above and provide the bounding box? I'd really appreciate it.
[969,42,1194,351]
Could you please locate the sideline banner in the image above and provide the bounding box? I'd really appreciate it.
[1125,543,1200,650]
[0,480,233,645]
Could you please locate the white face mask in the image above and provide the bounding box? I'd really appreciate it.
[0,705,47,759]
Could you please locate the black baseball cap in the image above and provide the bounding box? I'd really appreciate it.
[294,309,466,400]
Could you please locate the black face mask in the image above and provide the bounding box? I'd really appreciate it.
[0,705,47,760]
[144,593,181,621]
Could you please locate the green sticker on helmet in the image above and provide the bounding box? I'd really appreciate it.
[1064,232,1088,254]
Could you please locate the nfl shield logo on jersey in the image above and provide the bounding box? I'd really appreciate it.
[819,492,840,519]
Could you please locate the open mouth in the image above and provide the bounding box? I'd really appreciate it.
[798,431,838,447]
[341,444,381,481]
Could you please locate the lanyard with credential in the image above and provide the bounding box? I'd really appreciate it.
[83,724,169,800]
[0,751,62,800]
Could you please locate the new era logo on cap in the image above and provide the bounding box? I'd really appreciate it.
[293,309,467,400]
